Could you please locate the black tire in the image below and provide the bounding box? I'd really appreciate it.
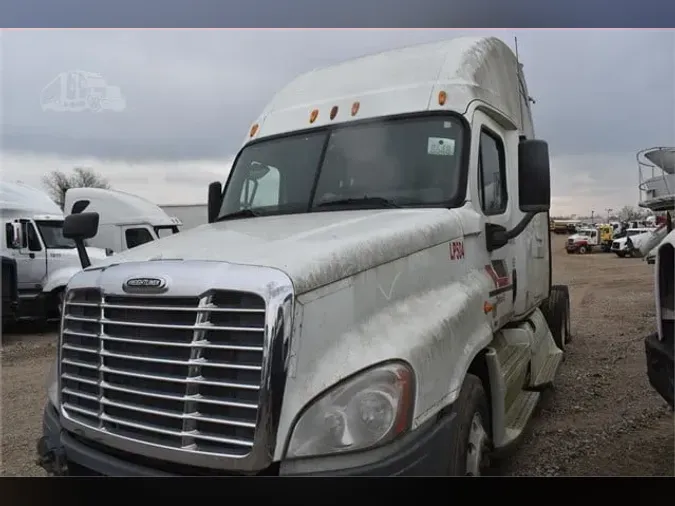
[48,288,65,320]
[541,284,571,350]
[578,245,588,254]
[616,252,626,258]
[446,374,491,476]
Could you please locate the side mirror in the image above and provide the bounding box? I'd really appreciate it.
[207,181,223,224]
[518,139,551,213]
[63,212,99,269]
[5,222,22,249]
[63,212,99,240]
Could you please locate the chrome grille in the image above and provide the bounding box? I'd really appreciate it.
[60,288,266,456]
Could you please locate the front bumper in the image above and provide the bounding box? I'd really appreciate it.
[645,332,674,409]
[37,403,456,476]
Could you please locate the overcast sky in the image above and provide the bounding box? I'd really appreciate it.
[1,29,673,216]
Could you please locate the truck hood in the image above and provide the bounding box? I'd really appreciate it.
[93,209,467,294]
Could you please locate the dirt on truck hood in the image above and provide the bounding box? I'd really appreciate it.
[93,208,465,294]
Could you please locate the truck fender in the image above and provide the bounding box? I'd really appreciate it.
[42,266,82,294]
[273,269,495,461]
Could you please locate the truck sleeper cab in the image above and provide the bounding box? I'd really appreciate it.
[64,187,182,254]
[38,37,570,477]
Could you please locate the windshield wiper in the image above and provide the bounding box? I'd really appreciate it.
[215,208,263,222]
[315,196,402,209]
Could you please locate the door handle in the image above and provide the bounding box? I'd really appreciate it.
[29,253,35,259]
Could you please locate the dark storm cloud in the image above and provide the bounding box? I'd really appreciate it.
[1,30,673,166]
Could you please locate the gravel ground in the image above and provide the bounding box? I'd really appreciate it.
[1,235,673,476]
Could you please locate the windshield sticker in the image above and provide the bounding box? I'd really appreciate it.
[443,121,453,129]
[427,137,455,156]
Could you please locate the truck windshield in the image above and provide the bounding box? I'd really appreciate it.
[35,220,76,249]
[218,115,466,220]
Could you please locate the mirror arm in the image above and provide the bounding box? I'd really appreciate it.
[486,211,537,252]
[75,240,91,269]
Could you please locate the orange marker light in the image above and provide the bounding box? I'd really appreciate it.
[330,105,339,120]
[309,109,319,123]
[483,301,494,314]
[249,123,259,137]
[438,90,447,106]
[351,101,360,116]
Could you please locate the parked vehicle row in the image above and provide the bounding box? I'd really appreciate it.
[1,182,184,326]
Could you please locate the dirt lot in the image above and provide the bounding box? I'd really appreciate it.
[1,234,673,476]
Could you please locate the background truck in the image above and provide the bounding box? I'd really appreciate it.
[565,224,614,254]
[1,182,107,322]
[37,36,570,477]
[610,227,656,258]
[64,187,183,253]
[2,255,19,326]
[637,146,674,408]
[552,219,580,235]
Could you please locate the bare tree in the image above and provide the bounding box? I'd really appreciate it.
[42,167,111,210]
[618,205,650,222]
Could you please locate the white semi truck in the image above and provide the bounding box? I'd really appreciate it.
[37,37,570,476]
[64,187,183,253]
[1,182,107,322]
[637,146,674,408]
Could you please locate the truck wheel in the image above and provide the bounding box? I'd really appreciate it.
[56,289,64,315]
[616,252,626,258]
[446,374,491,476]
[49,288,65,320]
[578,245,588,254]
[541,285,571,351]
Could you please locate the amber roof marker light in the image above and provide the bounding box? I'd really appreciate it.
[351,101,360,116]
[309,109,319,123]
[249,123,259,138]
[438,91,447,106]
[330,105,339,120]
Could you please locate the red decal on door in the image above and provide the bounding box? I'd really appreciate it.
[485,260,510,288]
[450,240,465,260]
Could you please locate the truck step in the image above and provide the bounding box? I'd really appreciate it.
[499,343,531,385]
[502,390,541,447]
[529,348,563,389]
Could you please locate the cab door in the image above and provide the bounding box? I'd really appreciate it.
[470,110,517,328]
[15,220,48,294]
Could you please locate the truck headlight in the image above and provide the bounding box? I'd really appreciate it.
[46,358,59,410]
[285,361,414,459]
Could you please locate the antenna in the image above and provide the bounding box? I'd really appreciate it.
[514,36,525,136]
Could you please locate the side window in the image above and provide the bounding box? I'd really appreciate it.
[26,223,42,251]
[240,166,281,208]
[477,128,508,215]
[125,227,154,249]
